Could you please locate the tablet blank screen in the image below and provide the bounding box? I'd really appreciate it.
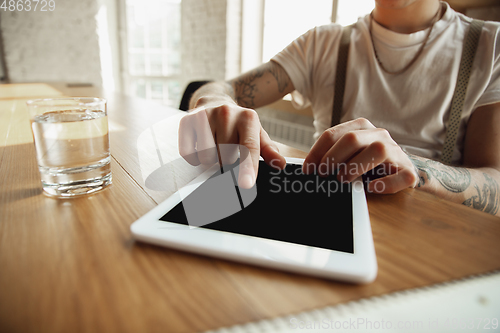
[161,161,354,253]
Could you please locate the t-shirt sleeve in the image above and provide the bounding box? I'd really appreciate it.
[271,24,342,110]
[475,22,500,108]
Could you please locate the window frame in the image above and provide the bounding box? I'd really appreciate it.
[118,0,182,106]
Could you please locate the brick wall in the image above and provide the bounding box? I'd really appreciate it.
[180,0,241,92]
[0,0,242,94]
[0,0,103,86]
[225,0,242,80]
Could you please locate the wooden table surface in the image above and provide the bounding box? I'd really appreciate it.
[1,83,500,333]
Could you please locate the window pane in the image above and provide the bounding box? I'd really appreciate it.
[165,52,181,75]
[126,3,145,49]
[165,4,181,49]
[129,25,145,49]
[262,0,333,62]
[336,0,374,26]
[149,20,162,49]
[149,53,163,75]
[135,79,146,98]
[151,81,163,100]
[129,53,146,75]
[130,78,181,107]
[166,80,181,106]
[125,0,182,107]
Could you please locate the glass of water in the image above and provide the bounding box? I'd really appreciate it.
[27,97,112,197]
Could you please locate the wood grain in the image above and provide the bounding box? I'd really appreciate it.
[1,84,500,333]
[0,83,63,100]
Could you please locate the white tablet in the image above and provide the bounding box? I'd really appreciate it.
[131,157,377,284]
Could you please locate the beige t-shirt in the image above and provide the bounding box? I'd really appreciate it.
[272,2,500,164]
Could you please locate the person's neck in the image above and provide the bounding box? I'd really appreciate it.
[372,0,442,34]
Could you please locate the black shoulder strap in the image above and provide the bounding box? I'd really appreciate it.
[331,25,353,127]
[441,19,485,165]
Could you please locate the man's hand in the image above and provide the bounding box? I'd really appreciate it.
[179,102,286,189]
[179,61,294,189]
[302,118,419,193]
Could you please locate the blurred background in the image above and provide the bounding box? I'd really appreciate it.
[1,0,499,150]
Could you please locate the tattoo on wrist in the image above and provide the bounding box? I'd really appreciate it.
[406,154,471,193]
[463,173,500,215]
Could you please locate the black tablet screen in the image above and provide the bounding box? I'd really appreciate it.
[161,161,354,253]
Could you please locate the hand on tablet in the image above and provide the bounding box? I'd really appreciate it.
[302,118,419,194]
[178,102,286,188]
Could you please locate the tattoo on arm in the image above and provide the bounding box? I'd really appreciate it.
[231,62,290,108]
[232,69,263,108]
[269,63,291,93]
[463,173,500,215]
[407,153,500,215]
[407,155,471,193]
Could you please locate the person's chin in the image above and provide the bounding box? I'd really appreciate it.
[375,0,421,10]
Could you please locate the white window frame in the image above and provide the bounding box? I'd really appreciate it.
[240,0,339,73]
[117,0,182,106]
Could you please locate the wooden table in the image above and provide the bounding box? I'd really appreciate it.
[1,83,499,333]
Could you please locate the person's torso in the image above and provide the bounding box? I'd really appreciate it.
[289,3,500,164]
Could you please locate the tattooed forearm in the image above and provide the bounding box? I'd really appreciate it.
[406,153,500,216]
[463,173,500,215]
[231,62,289,108]
[407,155,471,193]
